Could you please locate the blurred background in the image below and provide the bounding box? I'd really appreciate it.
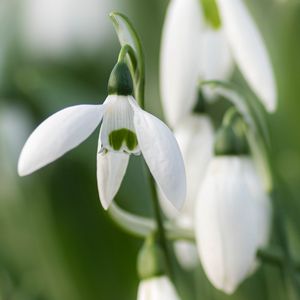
[0,0,300,299]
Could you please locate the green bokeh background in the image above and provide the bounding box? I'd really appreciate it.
[0,0,300,299]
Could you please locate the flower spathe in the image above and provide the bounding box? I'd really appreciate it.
[195,156,272,294]
[137,276,181,300]
[18,94,186,210]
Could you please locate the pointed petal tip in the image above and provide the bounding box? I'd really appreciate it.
[17,155,33,177]
[98,186,114,211]
[100,197,110,210]
[96,151,129,211]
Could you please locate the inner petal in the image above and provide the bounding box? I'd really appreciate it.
[100,95,140,154]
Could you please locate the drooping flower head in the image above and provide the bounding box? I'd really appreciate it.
[160,0,232,127]
[195,112,272,294]
[18,59,186,210]
[160,0,277,128]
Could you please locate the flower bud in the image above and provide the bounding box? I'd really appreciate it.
[137,235,166,280]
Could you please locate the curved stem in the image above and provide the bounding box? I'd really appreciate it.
[108,201,194,241]
[118,44,137,67]
[108,202,155,237]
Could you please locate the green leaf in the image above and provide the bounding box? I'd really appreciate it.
[109,12,145,107]
[200,0,222,29]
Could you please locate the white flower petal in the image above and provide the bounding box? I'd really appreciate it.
[138,276,181,300]
[129,98,186,210]
[217,0,277,112]
[195,156,272,294]
[18,104,104,176]
[160,0,203,127]
[174,241,199,270]
[100,95,139,154]
[199,28,233,82]
[96,150,129,210]
[160,114,214,220]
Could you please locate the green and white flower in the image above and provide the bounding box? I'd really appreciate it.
[18,62,186,210]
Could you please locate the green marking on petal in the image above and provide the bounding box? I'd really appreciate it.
[200,0,222,29]
[109,128,138,151]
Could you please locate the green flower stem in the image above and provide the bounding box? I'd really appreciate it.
[257,248,300,271]
[117,44,137,67]
[108,202,194,242]
[143,163,173,278]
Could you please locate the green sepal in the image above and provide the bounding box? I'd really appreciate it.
[137,234,167,280]
[109,128,138,151]
[200,0,222,29]
[214,124,249,156]
[215,107,249,156]
[108,62,133,96]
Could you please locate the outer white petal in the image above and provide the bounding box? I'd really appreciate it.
[161,114,214,218]
[158,114,214,269]
[96,150,129,210]
[216,0,277,112]
[137,276,181,300]
[199,28,233,82]
[129,98,186,210]
[174,241,199,270]
[195,156,272,294]
[18,104,104,176]
[160,0,203,127]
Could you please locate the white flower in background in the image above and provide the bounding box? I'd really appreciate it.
[195,156,272,294]
[160,0,277,128]
[160,0,233,127]
[18,62,186,210]
[216,0,277,112]
[160,114,214,269]
[137,276,181,300]
[20,0,121,58]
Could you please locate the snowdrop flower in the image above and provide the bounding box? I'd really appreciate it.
[160,112,214,269]
[137,276,181,300]
[160,0,277,128]
[195,156,272,294]
[18,62,186,210]
[160,0,233,127]
[216,0,277,112]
